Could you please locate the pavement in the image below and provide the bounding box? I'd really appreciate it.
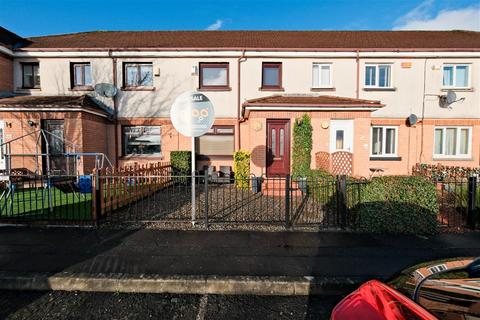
[0,290,343,320]
[0,226,479,295]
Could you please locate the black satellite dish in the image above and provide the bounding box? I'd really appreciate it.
[94,83,118,98]
[407,114,418,126]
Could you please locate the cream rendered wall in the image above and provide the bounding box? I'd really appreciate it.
[114,57,238,119]
[361,58,480,119]
[13,58,114,108]
[239,58,357,101]
[12,55,480,120]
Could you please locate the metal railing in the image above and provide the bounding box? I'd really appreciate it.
[98,173,352,229]
[0,175,94,225]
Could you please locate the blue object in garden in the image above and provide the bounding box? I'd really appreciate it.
[78,175,92,194]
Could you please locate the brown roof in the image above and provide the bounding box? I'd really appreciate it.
[21,30,480,51]
[244,94,384,107]
[0,95,112,116]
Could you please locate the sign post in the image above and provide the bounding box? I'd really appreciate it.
[170,92,215,225]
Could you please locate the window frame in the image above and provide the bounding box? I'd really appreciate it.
[199,62,230,90]
[70,62,92,89]
[122,125,162,157]
[312,63,333,88]
[196,125,235,158]
[21,62,40,89]
[364,63,393,89]
[122,62,154,88]
[261,62,282,90]
[442,64,471,89]
[370,126,398,157]
[433,126,472,159]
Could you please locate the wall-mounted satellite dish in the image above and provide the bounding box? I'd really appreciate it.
[94,83,118,98]
[439,90,464,108]
[407,114,418,126]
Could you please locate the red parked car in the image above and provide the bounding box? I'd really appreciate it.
[331,257,480,320]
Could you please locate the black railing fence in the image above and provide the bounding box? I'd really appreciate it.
[423,175,479,229]
[3,172,475,230]
[99,173,359,229]
[0,175,93,225]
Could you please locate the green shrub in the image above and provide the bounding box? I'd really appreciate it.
[353,176,439,235]
[233,150,250,189]
[292,114,313,178]
[170,151,191,184]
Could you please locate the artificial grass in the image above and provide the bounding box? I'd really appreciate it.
[0,187,92,221]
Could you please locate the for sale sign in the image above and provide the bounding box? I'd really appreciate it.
[170,92,215,138]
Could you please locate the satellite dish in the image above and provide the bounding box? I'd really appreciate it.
[446,90,457,104]
[439,90,464,108]
[407,114,418,126]
[94,83,118,98]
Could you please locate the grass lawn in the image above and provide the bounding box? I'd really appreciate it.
[0,187,92,221]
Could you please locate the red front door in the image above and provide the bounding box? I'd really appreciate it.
[266,119,290,176]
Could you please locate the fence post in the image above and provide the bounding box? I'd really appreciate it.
[337,175,347,229]
[467,176,477,229]
[204,170,209,229]
[93,169,102,226]
[285,174,291,229]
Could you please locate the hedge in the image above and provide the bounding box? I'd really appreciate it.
[353,176,439,235]
[233,150,250,189]
[170,151,191,184]
[292,114,313,178]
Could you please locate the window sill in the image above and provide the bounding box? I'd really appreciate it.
[197,87,232,92]
[121,87,155,91]
[363,87,396,92]
[259,87,284,92]
[432,157,473,161]
[16,87,41,91]
[441,88,473,92]
[69,86,94,91]
[311,87,335,92]
[370,156,402,161]
[120,155,164,160]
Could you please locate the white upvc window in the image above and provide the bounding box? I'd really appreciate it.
[434,126,472,159]
[442,64,471,89]
[364,64,392,88]
[312,63,332,88]
[371,126,398,156]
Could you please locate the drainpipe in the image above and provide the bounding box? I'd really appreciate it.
[355,50,360,99]
[108,50,119,165]
[236,50,246,151]
[419,58,428,163]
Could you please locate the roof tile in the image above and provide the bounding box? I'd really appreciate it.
[21,30,480,50]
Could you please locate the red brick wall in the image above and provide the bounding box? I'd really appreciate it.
[117,118,237,170]
[0,111,112,175]
[0,52,13,92]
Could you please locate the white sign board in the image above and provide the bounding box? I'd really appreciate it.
[170,92,215,225]
[170,92,215,137]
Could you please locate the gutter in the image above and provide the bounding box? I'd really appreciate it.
[0,107,111,118]
[242,105,382,119]
[0,45,13,57]
[14,47,480,52]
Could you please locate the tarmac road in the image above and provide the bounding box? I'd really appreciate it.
[0,290,343,320]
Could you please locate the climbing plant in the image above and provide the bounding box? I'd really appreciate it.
[233,150,251,189]
[292,114,313,178]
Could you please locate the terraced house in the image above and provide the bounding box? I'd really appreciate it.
[0,27,479,177]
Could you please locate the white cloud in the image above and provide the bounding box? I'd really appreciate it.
[205,20,223,31]
[394,0,480,31]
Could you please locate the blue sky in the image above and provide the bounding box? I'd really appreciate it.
[0,0,479,37]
